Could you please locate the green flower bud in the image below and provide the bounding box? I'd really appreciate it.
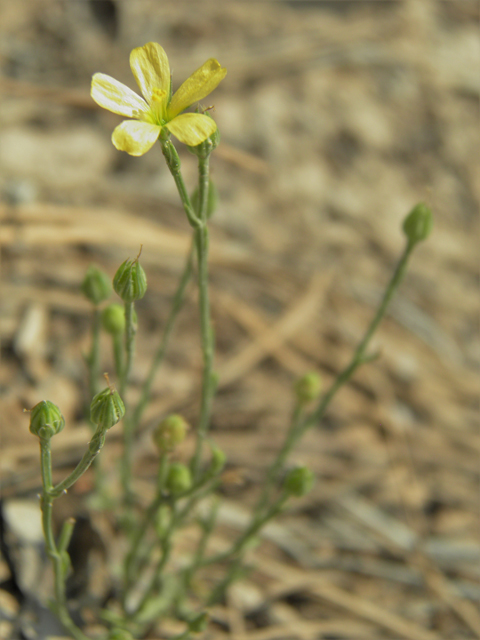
[153,414,189,451]
[191,179,219,219]
[188,612,209,633]
[90,386,125,430]
[29,400,65,439]
[81,265,112,305]
[108,630,134,640]
[208,445,226,475]
[113,257,147,302]
[101,304,137,336]
[188,111,220,159]
[101,303,126,335]
[284,466,315,497]
[166,463,192,495]
[294,372,322,404]
[402,202,433,245]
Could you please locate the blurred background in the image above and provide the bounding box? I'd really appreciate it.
[1,1,479,639]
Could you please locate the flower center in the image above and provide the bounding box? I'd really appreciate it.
[148,88,168,125]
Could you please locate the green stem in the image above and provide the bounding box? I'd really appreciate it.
[39,438,90,640]
[121,301,136,397]
[254,403,303,514]
[113,333,124,381]
[50,427,107,499]
[203,494,287,570]
[121,300,136,505]
[191,154,215,479]
[123,454,169,592]
[159,138,216,479]
[304,241,414,432]
[131,241,195,430]
[131,501,179,619]
[160,139,201,229]
[88,308,102,402]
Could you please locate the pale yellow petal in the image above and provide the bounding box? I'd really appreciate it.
[165,113,217,146]
[91,73,149,117]
[130,42,170,104]
[168,59,227,118]
[111,120,161,156]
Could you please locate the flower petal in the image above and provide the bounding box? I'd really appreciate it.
[165,113,217,146]
[91,73,149,117]
[130,42,170,104]
[112,120,161,156]
[168,59,227,118]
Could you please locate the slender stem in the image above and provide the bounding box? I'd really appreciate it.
[305,241,414,431]
[131,501,179,619]
[121,301,136,397]
[113,333,124,381]
[191,154,215,479]
[120,300,136,504]
[255,403,303,513]
[160,139,201,229]
[199,240,416,587]
[159,138,216,479]
[131,241,195,430]
[87,308,102,402]
[202,494,288,580]
[50,427,107,499]
[123,454,169,592]
[39,439,90,640]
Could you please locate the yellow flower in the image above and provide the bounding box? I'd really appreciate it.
[91,42,226,156]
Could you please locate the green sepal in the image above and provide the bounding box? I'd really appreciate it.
[284,466,315,497]
[402,202,433,245]
[81,265,112,305]
[166,463,192,495]
[29,401,65,439]
[113,258,147,302]
[90,387,125,430]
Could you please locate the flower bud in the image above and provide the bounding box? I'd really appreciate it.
[153,414,189,451]
[402,203,433,245]
[29,400,65,439]
[208,445,226,475]
[284,466,315,497]
[188,112,220,159]
[294,372,322,404]
[113,258,147,303]
[90,386,125,430]
[101,303,126,336]
[191,179,219,219]
[108,630,134,640]
[81,266,112,305]
[188,612,209,633]
[166,463,192,495]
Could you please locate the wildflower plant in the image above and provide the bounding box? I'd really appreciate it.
[28,43,433,640]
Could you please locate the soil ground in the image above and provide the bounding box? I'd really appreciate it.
[1,1,479,639]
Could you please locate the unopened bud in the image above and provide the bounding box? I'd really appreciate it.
[153,414,189,451]
[108,630,134,640]
[188,111,220,159]
[188,612,209,633]
[101,303,126,335]
[81,266,112,305]
[284,466,315,497]
[166,463,192,495]
[402,203,433,245]
[29,400,65,439]
[209,446,226,475]
[294,372,322,404]
[113,256,147,302]
[90,386,125,430]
